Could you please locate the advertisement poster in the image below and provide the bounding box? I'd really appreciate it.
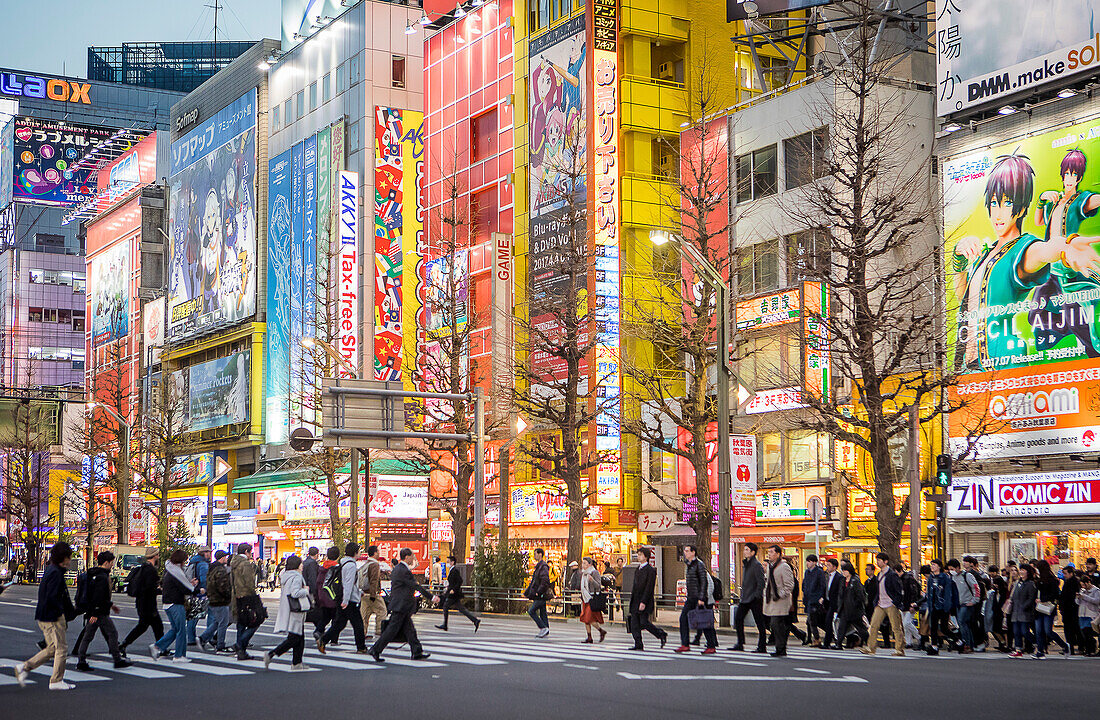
[373,107,425,382]
[730,434,757,526]
[510,483,602,525]
[337,170,360,377]
[177,350,250,432]
[266,148,293,443]
[89,240,130,347]
[368,476,429,519]
[945,117,1100,457]
[167,89,257,340]
[947,469,1100,519]
[301,135,318,432]
[169,453,215,486]
[93,132,157,213]
[144,297,165,365]
[423,250,469,334]
[13,118,114,206]
[257,486,350,523]
[0,116,13,210]
[936,0,1100,115]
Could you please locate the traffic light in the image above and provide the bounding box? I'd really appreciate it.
[935,453,952,488]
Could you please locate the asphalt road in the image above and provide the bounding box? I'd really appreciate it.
[0,584,1095,720]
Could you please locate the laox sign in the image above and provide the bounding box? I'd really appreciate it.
[0,72,91,104]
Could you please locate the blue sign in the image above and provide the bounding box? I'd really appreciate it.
[265,149,293,443]
[170,89,257,177]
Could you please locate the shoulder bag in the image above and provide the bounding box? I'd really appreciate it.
[1036,600,1056,616]
[230,561,269,629]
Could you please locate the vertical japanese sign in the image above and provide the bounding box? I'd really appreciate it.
[803,281,829,399]
[290,142,305,427]
[403,113,426,390]
[301,136,318,431]
[266,149,293,443]
[338,170,360,377]
[316,127,332,322]
[592,0,621,505]
[730,434,758,527]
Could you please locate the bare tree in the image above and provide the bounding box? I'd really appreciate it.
[135,364,195,549]
[622,50,732,567]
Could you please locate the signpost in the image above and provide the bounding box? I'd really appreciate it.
[206,456,232,550]
[807,495,824,561]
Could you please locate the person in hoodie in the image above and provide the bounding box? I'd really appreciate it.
[152,549,198,662]
[185,547,211,646]
[75,551,132,671]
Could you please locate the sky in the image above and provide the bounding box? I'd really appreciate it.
[0,0,281,77]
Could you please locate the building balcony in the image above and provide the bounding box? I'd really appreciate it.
[622,172,679,230]
[621,74,689,137]
[621,0,689,43]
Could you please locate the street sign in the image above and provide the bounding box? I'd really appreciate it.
[208,456,232,487]
[926,491,949,502]
[321,378,406,450]
[807,496,824,521]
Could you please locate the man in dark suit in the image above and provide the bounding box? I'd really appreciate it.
[367,548,439,662]
[435,554,480,631]
[802,554,827,646]
[628,548,668,650]
[822,557,842,649]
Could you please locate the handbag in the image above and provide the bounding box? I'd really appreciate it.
[687,607,715,630]
[1036,601,1056,616]
[588,592,607,613]
[288,593,311,613]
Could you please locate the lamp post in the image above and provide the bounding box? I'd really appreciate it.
[301,337,365,545]
[87,401,130,546]
[650,231,734,627]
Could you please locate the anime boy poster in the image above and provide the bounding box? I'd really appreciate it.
[944,117,1100,374]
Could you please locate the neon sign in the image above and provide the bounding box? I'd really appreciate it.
[0,72,91,105]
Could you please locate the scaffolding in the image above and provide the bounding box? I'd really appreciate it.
[87,41,257,93]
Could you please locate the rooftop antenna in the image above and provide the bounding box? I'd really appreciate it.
[206,0,223,45]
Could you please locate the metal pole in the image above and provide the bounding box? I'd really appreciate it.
[908,404,920,572]
[716,281,732,629]
[363,447,370,545]
[121,422,129,545]
[206,481,214,550]
[499,446,509,545]
[474,387,486,548]
[349,447,359,546]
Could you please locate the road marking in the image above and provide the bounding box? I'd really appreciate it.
[414,645,563,663]
[0,673,31,686]
[617,672,868,683]
[0,658,109,682]
[0,624,33,633]
[794,667,831,674]
[127,655,253,675]
[725,660,767,667]
[78,657,182,679]
[563,663,600,670]
[321,648,446,668]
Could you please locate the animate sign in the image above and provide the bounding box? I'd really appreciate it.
[0,72,91,104]
[948,470,1100,519]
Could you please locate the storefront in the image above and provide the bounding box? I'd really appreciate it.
[947,471,1100,568]
[843,481,936,569]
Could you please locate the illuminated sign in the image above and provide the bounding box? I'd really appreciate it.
[592,0,621,505]
[803,281,830,399]
[0,72,91,105]
[744,386,806,414]
[736,289,801,331]
[338,170,360,377]
[948,470,1100,519]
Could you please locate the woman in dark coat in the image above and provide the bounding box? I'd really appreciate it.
[1008,564,1037,658]
[1034,560,1069,658]
[834,561,868,649]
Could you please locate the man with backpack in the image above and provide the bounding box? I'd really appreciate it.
[74,550,132,671]
[119,547,164,656]
[359,545,388,639]
[674,544,718,654]
[318,542,367,654]
[199,550,233,652]
[731,542,767,652]
[948,557,981,653]
[524,548,552,638]
[185,547,211,646]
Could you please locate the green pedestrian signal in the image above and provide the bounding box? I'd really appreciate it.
[936,453,951,488]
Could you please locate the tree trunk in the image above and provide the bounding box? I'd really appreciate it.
[327,474,345,547]
[452,458,471,561]
[566,471,584,567]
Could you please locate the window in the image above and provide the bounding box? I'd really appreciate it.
[736,145,777,202]
[471,109,498,162]
[471,187,498,245]
[738,329,798,389]
[787,431,830,483]
[336,62,348,93]
[309,82,318,111]
[72,310,85,332]
[322,73,331,103]
[784,127,829,190]
[72,273,85,292]
[786,229,831,282]
[760,432,782,481]
[349,52,361,85]
[295,90,305,120]
[272,103,280,131]
[736,239,780,294]
[392,55,406,89]
[284,99,292,126]
[28,307,42,322]
[347,120,360,153]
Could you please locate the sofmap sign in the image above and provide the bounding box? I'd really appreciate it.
[0,72,91,104]
[935,0,1100,115]
[948,470,1100,518]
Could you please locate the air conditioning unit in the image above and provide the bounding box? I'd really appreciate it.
[657,62,674,80]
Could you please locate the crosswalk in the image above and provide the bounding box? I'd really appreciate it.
[0,625,1075,688]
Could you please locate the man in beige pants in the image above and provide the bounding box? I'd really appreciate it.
[14,542,78,690]
[360,545,388,639]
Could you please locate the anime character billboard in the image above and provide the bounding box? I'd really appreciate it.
[167,90,258,341]
[945,119,1100,374]
[89,240,130,347]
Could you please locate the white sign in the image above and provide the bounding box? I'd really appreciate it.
[337,170,359,378]
[948,470,1100,519]
[638,512,676,532]
[430,519,454,543]
[744,387,805,414]
[143,297,165,364]
[369,475,428,519]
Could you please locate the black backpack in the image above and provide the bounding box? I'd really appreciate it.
[708,573,725,602]
[125,565,142,597]
[966,571,987,601]
[323,559,350,602]
[74,571,90,612]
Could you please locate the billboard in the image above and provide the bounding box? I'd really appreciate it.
[936,0,1100,115]
[257,486,350,523]
[947,469,1100,519]
[338,170,360,377]
[88,240,130,347]
[736,289,800,331]
[266,149,293,443]
[368,476,429,519]
[373,107,425,382]
[176,350,250,432]
[0,116,12,210]
[167,89,257,341]
[92,132,157,213]
[12,118,114,206]
[509,483,603,525]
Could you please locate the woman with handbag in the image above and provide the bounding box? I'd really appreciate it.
[152,549,198,662]
[1008,564,1037,658]
[1034,560,1069,658]
[264,555,311,671]
[578,557,607,643]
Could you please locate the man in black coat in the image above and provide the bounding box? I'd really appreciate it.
[436,554,480,631]
[822,557,842,648]
[75,551,131,670]
[368,548,438,662]
[802,554,827,646]
[120,547,164,654]
[13,542,79,689]
[628,548,668,650]
[732,542,768,652]
[525,548,552,637]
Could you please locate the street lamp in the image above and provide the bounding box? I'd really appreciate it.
[649,230,735,627]
[87,401,130,546]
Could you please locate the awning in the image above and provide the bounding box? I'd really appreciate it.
[231,469,318,493]
[948,517,1100,534]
